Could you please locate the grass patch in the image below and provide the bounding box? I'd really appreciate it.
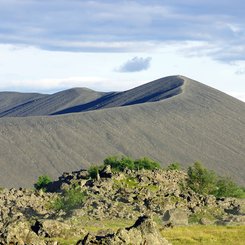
[45,218,245,245]
[113,176,139,189]
[113,177,160,193]
[45,217,134,245]
[161,225,245,245]
[188,207,224,224]
[144,184,159,192]
[70,215,134,232]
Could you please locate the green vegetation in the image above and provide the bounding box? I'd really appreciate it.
[88,165,102,179]
[51,186,86,212]
[167,162,181,171]
[113,176,139,189]
[34,175,52,191]
[104,156,134,171]
[161,225,245,245]
[104,156,161,172]
[134,157,161,170]
[88,157,244,199]
[187,162,245,198]
[215,177,245,198]
[46,216,134,245]
[46,218,245,245]
[188,206,224,224]
[187,162,217,195]
[46,223,245,245]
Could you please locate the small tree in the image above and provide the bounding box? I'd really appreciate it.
[34,175,52,191]
[187,162,217,195]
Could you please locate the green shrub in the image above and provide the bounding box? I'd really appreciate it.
[215,177,245,198]
[134,157,161,170]
[119,156,135,171]
[187,162,217,195]
[104,156,120,169]
[167,162,181,171]
[187,162,245,198]
[88,165,100,179]
[52,186,86,212]
[104,156,134,172]
[104,156,160,172]
[34,175,52,191]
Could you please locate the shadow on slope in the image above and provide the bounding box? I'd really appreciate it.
[51,92,118,115]
[52,76,184,115]
[0,88,105,117]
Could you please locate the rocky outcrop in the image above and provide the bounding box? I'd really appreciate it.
[0,188,58,244]
[0,218,46,245]
[0,168,244,244]
[78,215,170,245]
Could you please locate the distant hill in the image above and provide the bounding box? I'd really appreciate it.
[0,88,106,117]
[0,75,244,187]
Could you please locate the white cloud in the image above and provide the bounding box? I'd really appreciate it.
[0,1,244,62]
[116,57,152,72]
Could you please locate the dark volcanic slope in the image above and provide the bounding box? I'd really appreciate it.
[0,77,183,117]
[52,76,183,114]
[0,88,106,117]
[0,75,244,187]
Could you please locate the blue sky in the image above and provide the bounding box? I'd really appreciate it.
[0,0,245,101]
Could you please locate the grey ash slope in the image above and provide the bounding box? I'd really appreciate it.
[0,75,244,187]
[0,88,106,117]
[0,92,46,115]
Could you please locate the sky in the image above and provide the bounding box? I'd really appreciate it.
[0,0,245,101]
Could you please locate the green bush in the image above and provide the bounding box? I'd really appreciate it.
[187,162,245,198]
[187,162,217,195]
[104,156,160,172]
[215,177,245,198]
[104,156,120,169]
[167,162,181,171]
[134,157,161,170]
[34,175,52,191]
[52,186,86,212]
[88,165,100,179]
[104,156,134,171]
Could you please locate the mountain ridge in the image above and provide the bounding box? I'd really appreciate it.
[0,75,185,117]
